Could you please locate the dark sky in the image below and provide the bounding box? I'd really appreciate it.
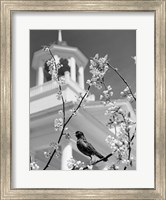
[30,30,136,101]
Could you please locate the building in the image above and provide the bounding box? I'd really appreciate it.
[30,31,136,170]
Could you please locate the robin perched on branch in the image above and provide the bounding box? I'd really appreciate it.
[75,131,107,161]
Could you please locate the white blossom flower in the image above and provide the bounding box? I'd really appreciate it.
[100,85,114,104]
[120,87,135,102]
[127,94,134,102]
[30,161,40,170]
[54,151,61,158]
[115,165,119,170]
[50,142,60,150]
[87,165,93,170]
[105,103,120,115]
[56,90,62,100]
[46,57,63,82]
[87,54,109,89]
[42,45,49,51]
[44,150,52,158]
[44,143,61,159]
[64,133,71,140]
[109,164,119,170]
[58,110,63,115]
[58,76,65,85]
[54,118,63,131]
[67,158,85,170]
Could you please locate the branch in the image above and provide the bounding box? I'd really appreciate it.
[57,84,66,144]
[43,93,66,170]
[43,149,57,170]
[43,49,66,170]
[126,129,131,161]
[107,62,136,102]
[102,79,108,90]
[83,152,114,170]
[43,83,91,170]
[30,156,33,170]
[48,48,55,60]
[57,84,91,144]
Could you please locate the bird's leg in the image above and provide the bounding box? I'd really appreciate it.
[89,156,93,165]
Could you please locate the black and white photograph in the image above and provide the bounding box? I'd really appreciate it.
[30,30,136,170]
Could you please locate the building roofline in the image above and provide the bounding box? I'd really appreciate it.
[31,44,89,70]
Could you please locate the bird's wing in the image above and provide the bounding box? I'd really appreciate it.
[77,138,104,159]
[86,142,104,159]
[77,139,92,157]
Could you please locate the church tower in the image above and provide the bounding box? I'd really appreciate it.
[31,30,88,90]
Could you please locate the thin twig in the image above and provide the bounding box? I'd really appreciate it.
[57,84,66,143]
[126,129,131,161]
[43,149,57,170]
[102,80,108,90]
[83,152,115,170]
[57,85,91,144]
[43,49,66,170]
[107,62,136,102]
[48,49,55,60]
[30,156,33,170]
[43,58,91,169]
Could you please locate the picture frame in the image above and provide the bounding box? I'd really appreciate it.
[0,0,165,199]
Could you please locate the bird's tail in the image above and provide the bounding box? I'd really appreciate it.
[95,152,108,162]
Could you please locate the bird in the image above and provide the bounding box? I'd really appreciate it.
[75,131,107,161]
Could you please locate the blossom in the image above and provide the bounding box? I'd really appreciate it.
[87,165,93,170]
[56,90,62,100]
[105,103,120,115]
[127,94,135,103]
[58,110,63,115]
[86,54,109,89]
[105,135,121,151]
[64,132,71,140]
[70,108,75,113]
[120,87,135,103]
[109,164,119,170]
[69,108,78,117]
[57,76,65,85]
[120,87,130,97]
[125,116,136,126]
[54,151,61,158]
[30,161,40,170]
[67,158,85,170]
[131,56,136,64]
[46,58,63,82]
[76,92,88,107]
[76,93,83,102]
[42,45,50,51]
[105,106,123,129]
[44,150,52,158]
[44,143,61,159]
[50,142,60,150]
[100,85,113,104]
[54,118,63,131]
[121,159,130,164]
[105,134,130,165]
